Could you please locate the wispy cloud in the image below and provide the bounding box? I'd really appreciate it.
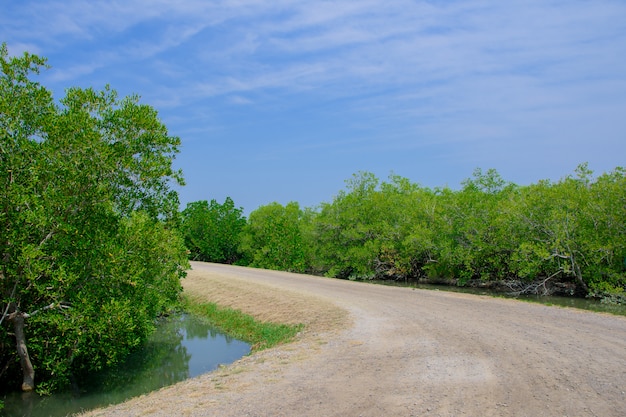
[3,0,625,209]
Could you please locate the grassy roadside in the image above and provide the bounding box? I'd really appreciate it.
[182,295,304,351]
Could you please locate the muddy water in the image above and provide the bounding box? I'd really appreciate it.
[1,314,250,417]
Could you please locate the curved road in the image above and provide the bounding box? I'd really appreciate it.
[94,262,626,416]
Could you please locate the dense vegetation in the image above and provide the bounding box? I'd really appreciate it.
[187,166,625,299]
[1,45,188,396]
[181,198,246,264]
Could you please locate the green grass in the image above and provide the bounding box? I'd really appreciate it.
[182,296,304,351]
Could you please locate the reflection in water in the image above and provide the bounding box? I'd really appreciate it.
[1,314,250,417]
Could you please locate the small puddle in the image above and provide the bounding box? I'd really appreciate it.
[1,314,250,417]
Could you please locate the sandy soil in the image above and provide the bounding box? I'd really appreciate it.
[84,262,626,417]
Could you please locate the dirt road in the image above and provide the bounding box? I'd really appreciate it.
[87,262,626,416]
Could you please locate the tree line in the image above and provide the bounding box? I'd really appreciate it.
[182,166,626,299]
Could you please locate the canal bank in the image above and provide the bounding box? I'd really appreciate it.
[82,262,626,417]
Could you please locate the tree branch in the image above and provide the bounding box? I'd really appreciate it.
[23,302,71,319]
[0,281,18,326]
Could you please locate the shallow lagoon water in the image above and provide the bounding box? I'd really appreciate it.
[1,314,250,417]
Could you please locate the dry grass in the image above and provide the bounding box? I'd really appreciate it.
[182,268,348,335]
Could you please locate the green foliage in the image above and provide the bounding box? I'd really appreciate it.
[312,172,437,280]
[313,172,383,279]
[433,168,519,283]
[239,202,308,272]
[231,165,624,298]
[507,165,626,293]
[1,44,188,394]
[181,198,246,263]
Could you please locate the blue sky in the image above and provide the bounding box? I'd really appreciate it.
[2,1,625,214]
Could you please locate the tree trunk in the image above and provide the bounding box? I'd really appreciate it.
[573,261,589,294]
[567,248,589,294]
[12,312,35,392]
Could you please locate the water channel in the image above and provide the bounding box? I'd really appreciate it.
[1,314,250,417]
[3,281,623,416]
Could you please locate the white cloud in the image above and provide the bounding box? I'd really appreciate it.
[228,95,253,105]
[47,62,104,82]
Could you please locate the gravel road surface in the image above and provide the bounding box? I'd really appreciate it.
[85,262,626,417]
